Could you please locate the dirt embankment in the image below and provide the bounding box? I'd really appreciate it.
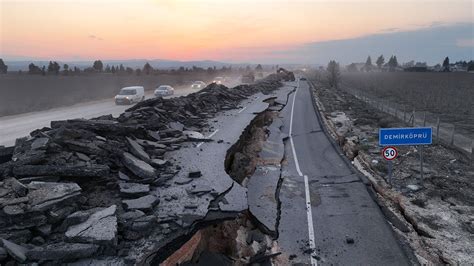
[308,75,474,265]
[0,72,219,117]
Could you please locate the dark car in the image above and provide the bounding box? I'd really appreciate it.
[300,77,307,81]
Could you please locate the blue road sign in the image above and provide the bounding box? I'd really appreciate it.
[379,127,432,146]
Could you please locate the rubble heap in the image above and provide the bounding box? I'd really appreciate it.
[0,71,293,264]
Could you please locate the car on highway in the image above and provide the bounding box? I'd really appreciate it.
[212,77,224,84]
[191,81,206,89]
[115,86,145,105]
[241,72,255,84]
[154,85,175,97]
[299,77,307,81]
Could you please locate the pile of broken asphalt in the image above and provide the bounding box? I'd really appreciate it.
[0,71,295,265]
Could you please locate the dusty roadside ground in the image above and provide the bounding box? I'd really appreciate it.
[308,74,474,265]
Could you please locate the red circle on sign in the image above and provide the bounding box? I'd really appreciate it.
[382,146,398,160]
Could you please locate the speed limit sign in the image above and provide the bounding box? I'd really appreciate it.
[382,146,398,160]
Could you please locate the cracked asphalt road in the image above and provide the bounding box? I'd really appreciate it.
[277,80,410,265]
[132,91,280,264]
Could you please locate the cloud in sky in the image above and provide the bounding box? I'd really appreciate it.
[1,0,472,62]
[249,23,474,65]
[379,28,400,33]
[88,34,103,41]
[457,38,474,47]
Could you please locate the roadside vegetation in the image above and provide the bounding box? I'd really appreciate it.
[0,59,273,117]
[340,72,474,137]
[315,55,474,138]
[308,57,474,263]
[308,68,474,264]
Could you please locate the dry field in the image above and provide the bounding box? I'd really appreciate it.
[340,72,474,137]
[0,72,222,116]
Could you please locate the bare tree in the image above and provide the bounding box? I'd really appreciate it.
[326,60,341,89]
[364,56,373,72]
[63,64,69,75]
[0,59,8,74]
[93,60,103,72]
[442,56,450,72]
[143,62,153,75]
[376,55,384,69]
[28,63,42,74]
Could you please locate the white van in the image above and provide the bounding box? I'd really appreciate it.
[115,86,145,105]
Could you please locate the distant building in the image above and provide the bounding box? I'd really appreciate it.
[344,63,366,72]
[404,66,428,72]
[428,64,442,72]
[451,64,468,72]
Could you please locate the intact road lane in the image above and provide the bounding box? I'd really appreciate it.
[278,80,410,265]
[0,78,244,147]
[1,87,202,147]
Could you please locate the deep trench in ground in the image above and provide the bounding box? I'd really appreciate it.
[224,108,275,186]
[154,98,291,265]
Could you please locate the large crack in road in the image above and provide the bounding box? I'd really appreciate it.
[224,109,274,185]
[0,71,298,265]
[0,71,413,265]
[154,85,296,265]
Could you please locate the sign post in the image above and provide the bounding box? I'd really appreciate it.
[382,146,398,184]
[379,127,432,184]
[419,146,424,180]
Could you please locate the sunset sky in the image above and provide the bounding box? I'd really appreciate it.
[1,0,472,63]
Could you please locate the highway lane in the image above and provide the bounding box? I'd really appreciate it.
[0,79,247,147]
[278,80,410,265]
[0,88,194,147]
[0,77,244,147]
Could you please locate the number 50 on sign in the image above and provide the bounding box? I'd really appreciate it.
[382,146,398,160]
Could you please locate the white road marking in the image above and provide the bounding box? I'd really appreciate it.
[238,106,247,113]
[289,87,303,177]
[304,174,318,266]
[196,129,219,148]
[207,129,219,138]
[288,80,318,266]
[196,94,260,148]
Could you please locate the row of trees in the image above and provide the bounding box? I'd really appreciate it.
[347,55,399,72]
[327,55,401,89]
[27,61,80,75]
[325,56,474,89]
[442,57,474,71]
[347,56,474,73]
[0,58,267,76]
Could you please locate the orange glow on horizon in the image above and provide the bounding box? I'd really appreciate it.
[1,0,472,61]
